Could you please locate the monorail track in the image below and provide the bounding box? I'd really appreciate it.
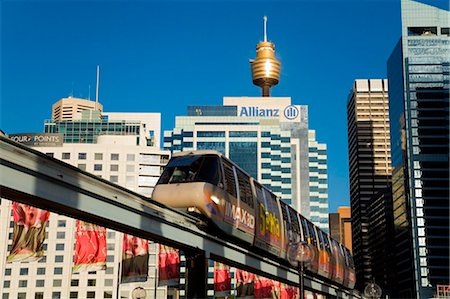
[0,136,360,298]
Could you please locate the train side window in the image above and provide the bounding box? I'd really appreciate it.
[300,217,310,243]
[287,206,301,237]
[235,168,254,208]
[222,159,237,198]
[308,223,318,247]
[317,229,325,250]
[196,156,221,186]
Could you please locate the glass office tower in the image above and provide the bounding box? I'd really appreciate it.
[387,0,449,297]
[164,96,328,226]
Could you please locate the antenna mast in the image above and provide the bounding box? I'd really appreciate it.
[95,65,100,111]
[263,16,268,42]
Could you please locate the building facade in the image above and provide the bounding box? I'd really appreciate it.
[0,100,172,299]
[308,130,329,232]
[164,96,327,225]
[51,97,103,121]
[387,0,449,297]
[346,79,392,291]
[328,207,352,253]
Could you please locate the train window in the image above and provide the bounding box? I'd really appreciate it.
[235,168,254,208]
[300,217,310,243]
[317,230,325,249]
[157,155,221,186]
[287,206,301,236]
[308,222,318,247]
[222,159,237,198]
[157,155,200,184]
[279,201,292,240]
[254,182,264,204]
[196,156,221,186]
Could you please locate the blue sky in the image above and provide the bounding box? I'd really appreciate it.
[1,0,413,212]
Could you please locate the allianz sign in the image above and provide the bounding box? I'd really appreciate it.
[239,105,299,120]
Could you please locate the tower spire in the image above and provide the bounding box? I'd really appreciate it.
[250,16,281,97]
[263,15,268,42]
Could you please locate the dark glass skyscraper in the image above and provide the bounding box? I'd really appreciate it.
[387,0,449,297]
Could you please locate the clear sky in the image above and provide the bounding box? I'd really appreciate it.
[1,0,423,212]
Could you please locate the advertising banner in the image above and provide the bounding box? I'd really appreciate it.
[235,269,255,299]
[254,275,274,299]
[7,202,50,263]
[158,244,179,286]
[214,262,231,297]
[121,234,149,283]
[73,220,107,273]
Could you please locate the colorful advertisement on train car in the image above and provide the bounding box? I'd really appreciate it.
[222,161,256,235]
[254,184,282,256]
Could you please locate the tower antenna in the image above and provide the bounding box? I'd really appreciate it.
[263,16,268,42]
[95,65,100,111]
[88,84,91,100]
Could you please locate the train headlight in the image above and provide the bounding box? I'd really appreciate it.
[210,195,220,205]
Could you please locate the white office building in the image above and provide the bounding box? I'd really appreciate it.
[0,99,172,299]
[164,96,329,224]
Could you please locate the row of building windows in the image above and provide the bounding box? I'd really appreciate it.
[2,290,113,299]
[59,153,132,161]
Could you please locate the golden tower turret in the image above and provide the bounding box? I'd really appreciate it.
[250,16,281,97]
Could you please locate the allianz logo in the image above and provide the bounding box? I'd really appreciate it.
[239,105,299,120]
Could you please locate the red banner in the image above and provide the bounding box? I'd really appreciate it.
[73,220,106,273]
[236,269,255,298]
[158,244,179,286]
[214,262,231,297]
[121,234,149,283]
[254,275,274,299]
[7,202,50,262]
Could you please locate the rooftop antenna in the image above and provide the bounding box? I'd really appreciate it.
[95,65,100,111]
[88,84,91,100]
[70,82,74,97]
[263,15,268,42]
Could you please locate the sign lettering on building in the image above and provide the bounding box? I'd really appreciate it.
[9,133,63,147]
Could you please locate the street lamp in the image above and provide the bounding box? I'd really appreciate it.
[287,241,315,299]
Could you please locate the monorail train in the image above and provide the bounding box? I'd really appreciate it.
[152,150,356,289]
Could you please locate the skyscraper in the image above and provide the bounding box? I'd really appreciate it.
[164,98,310,214]
[387,0,449,297]
[346,79,391,291]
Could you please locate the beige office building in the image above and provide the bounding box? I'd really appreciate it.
[52,97,103,121]
[329,206,352,252]
[0,101,173,299]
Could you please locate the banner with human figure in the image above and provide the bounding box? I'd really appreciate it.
[73,220,107,273]
[7,202,50,262]
[121,234,149,283]
[254,275,274,299]
[235,269,255,299]
[158,244,180,286]
[214,261,231,297]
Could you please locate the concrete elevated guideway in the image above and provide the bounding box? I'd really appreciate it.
[0,136,360,298]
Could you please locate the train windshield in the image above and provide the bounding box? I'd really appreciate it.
[157,155,221,186]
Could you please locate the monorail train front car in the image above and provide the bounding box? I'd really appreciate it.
[152,150,355,289]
